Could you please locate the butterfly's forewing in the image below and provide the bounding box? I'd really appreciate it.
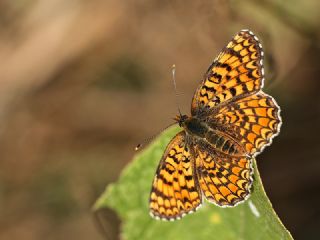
[213,92,281,156]
[149,132,202,220]
[195,141,252,206]
[192,29,281,157]
[191,30,264,115]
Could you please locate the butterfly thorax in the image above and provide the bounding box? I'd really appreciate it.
[176,114,244,156]
[176,115,207,137]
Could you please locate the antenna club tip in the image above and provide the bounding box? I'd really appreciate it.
[135,144,141,151]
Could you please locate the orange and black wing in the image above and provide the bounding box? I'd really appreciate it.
[149,132,202,220]
[213,92,281,156]
[191,30,264,115]
[195,142,252,206]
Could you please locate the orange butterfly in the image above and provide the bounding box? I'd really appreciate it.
[149,30,282,221]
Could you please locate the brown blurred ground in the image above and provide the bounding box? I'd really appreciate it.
[0,0,319,239]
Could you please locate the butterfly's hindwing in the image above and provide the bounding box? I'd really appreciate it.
[213,92,281,156]
[195,141,252,207]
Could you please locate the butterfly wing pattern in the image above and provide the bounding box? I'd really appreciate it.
[149,29,281,220]
[195,144,252,207]
[191,30,265,114]
[214,92,281,156]
[149,132,202,220]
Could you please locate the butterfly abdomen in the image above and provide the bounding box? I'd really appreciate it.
[204,130,243,156]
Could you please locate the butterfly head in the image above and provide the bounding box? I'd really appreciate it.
[174,114,188,127]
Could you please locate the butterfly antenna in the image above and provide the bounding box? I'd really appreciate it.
[135,122,176,151]
[135,65,182,151]
[172,64,182,117]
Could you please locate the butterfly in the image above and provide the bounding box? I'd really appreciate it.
[149,29,282,221]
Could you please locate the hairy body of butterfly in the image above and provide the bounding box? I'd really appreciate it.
[177,115,244,156]
[149,29,282,221]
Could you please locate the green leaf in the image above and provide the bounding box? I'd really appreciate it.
[94,126,293,240]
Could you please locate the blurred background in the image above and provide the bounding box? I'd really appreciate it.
[0,0,319,239]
